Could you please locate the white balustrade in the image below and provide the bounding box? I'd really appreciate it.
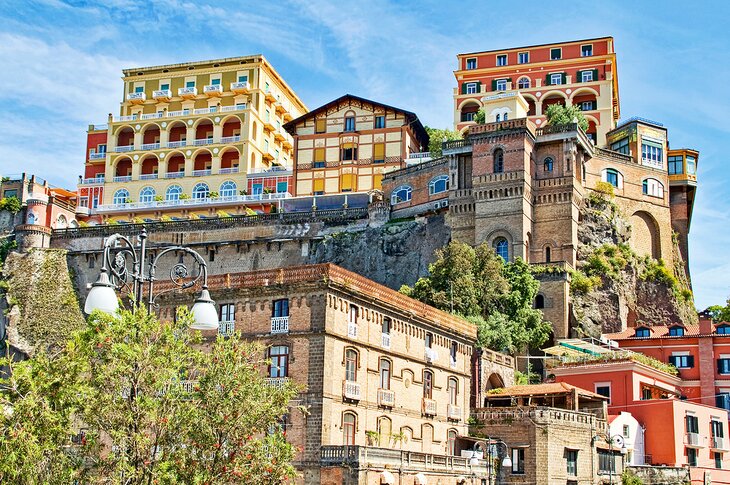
[381,333,391,349]
[218,167,239,174]
[194,107,217,115]
[264,377,289,389]
[115,145,135,153]
[271,316,289,334]
[167,140,186,148]
[141,113,163,120]
[221,104,246,112]
[423,398,437,416]
[178,87,198,97]
[204,84,223,95]
[89,152,107,160]
[377,388,395,407]
[192,169,211,176]
[193,138,213,146]
[220,135,241,143]
[447,404,461,421]
[139,173,158,180]
[218,320,235,337]
[127,92,146,102]
[153,89,172,99]
[141,142,160,150]
[343,380,361,400]
[348,323,358,339]
[165,172,185,179]
[95,192,293,212]
[112,176,132,183]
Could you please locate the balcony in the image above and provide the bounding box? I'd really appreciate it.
[712,437,728,451]
[115,145,135,153]
[178,87,198,99]
[377,388,395,407]
[152,89,172,102]
[686,433,702,447]
[230,81,250,94]
[165,172,185,179]
[263,120,276,133]
[271,316,289,334]
[140,112,164,120]
[219,320,235,337]
[264,91,276,103]
[282,138,293,150]
[192,138,214,146]
[194,107,217,115]
[423,398,437,416]
[274,100,288,115]
[127,92,146,104]
[343,380,361,401]
[220,135,241,144]
[167,140,186,148]
[192,169,212,176]
[274,131,286,142]
[381,333,391,349]
[204,84,223,97]
[111,104,248,122]
[221,104,246,112]
[94,192,291,213]
[447,404,461,421]
[112,176,132,183]
[89,152,107,160]
[347,323,358,339]
[425,348,438,363]
[218,167,239,174]
[262,150,275,162]
[139,173,158,180]
[264,377,289,389]
[75,206,90,216]
[141,142,160,150]
[320,446,488,475]
[79,177,105,185]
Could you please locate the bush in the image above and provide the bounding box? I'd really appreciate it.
[0,197,21,213]
[570,270,601,295]
[641,258,678,288]
[594,181,615,197]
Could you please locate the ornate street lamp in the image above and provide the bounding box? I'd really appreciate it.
[84,227,218,330]
[592,432,627,485]
[470,437,512,485]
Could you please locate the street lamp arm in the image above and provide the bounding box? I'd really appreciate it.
[147,246,209,309]
[100,232,141,294]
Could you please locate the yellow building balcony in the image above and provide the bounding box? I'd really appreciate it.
[264,91,276,104]
[262,149,275,162]
[152,89,172,102]
[274,130,285,142]
[423,398,437,416]
[275,100,288,115]
[263,120,276,133]
[203,84,223,97]
[230,81,250,94]
[282,138,293,150]
[669,173,698,185]
[283,111,293,122]
[178,87,198,99]
[127,92,146,104]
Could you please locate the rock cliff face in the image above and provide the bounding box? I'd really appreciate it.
[570,194,696,338]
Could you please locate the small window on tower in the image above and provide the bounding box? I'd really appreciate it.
[466,58,477,70]
[550,48,562,60]
[581,44,593,57]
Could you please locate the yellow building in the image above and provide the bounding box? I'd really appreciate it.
[284,94,429,196]
[82,55,307,221]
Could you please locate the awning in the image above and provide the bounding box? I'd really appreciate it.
[380,470,396,484]
[415,472,427,484]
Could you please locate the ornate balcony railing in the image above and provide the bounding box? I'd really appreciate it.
[218,167,239,174]
[271,316,289,334]
[343,380,361,401]
[377,388,395,407]
[319,446,487,474]
[114,145,135,153]
[203,84,223,96]
[230,81,250,93]
[381,333,391,349]
[165,172,185,179]
[192,169,212,176]
[111,103,248,122]
[193,138,214,146]
[447,404,461,421]
[423,398,437,416]
[221,104,246,112]
[127,92,146,103]
[193,107,216,115]
[167,140,186,148]
[178,87,198,98]
[79,177,105,185]
[264,377,289,389]
[139,173,158,180]
[112,176,132,183]
[141,112,163,120]
[219,320,235,337]
[89,152,107,160]
[141,142,160,150]
[347,323,358,339]
[220,135,241,143]
[94,192,291,213]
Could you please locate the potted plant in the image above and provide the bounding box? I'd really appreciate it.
[263,187,273,194]
[390,431,408,449]
[179,193,191,200]
[209,191,219,199]
[365,430,380,446]
[154,195,164,202]
[239,189,248,196]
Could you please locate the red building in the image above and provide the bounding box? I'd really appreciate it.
[76,124,108,222]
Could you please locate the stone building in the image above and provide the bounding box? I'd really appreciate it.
[160,263,515,484]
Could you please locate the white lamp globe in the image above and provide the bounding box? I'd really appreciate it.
[190,288,219,330]
[84,270,119,315]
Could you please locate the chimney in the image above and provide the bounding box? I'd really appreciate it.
[699,310,714,334]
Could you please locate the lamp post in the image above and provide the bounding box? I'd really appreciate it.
[472,438,511,485]
[84,227,218,330]
[592,432,626,485]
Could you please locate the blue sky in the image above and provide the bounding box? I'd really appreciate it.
[0,0,728,309]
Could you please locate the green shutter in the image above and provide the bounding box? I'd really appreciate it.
[507,77,513,87]
[561,73,567,84]
[476,81,482,93]
[461,83,467,95]
[593,69,599,81]
[576,70,584,82]
[545,74,551,86]
[491,79,497,91]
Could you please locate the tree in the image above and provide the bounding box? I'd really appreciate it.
[402,241,552,354]
[707,298,730,323]
[424,126,462,158]
[544,104,589,132]
[0,197,21,214]
[474,108,486,124]
[0,307,298,484]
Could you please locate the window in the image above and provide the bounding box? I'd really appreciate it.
[718,325,730,335]
[466,82,478,94]
[535,294,545,309]
[272,298,289,317]
[276,181,288,193]
[545,247,551,263]
[669,325,685,336]
[642,387,653,400]
[376,417,391,445]
[312,178,324,195]
[429,175,449,195]
[518,52,529,64]
[635,327,650,338]
[716,452,723,469]
[686,155,697,175]
[425,332,433,349]
[344,115,356,132]
[315,118,327,133]
[495,79,507,91]
[719,359,730,374]
[450,341,457,365]
[211,77,221,85]
[160,83,169,91]
[623,425,630,438]
[713,420,725,438]
[517,77,530,89]
[494,237,509,261]
[496,54,507,66]
[113,189,129,205]
[391,185,412,205]
[98,144,107,154]
[670,354,694,369]
[379,359,391,390]
[550,48,562,60]
[580,101,596,111]
[192,183,209,199]
[496,114,501,122]
[566,449,577,476]
[423,370,433,399]
[461,111,476,122]
[340,173,355,193]
[139,186,155,203]
[374,115,385,129]
[610,137,630,155]
[550,73,563,85]
[373,143,385,163]
[598,450,616,474]
[343,412,356,446]
[668,155,684,175]
[604,168,620,188]
[92,195,99,208]
[687,447,698,467]
[220,303,235,322]
[219,180,237,198]
[186,80,195,88]
[448,377,458,405]
[642,177,666,197]
[448,430,458,456]
[580,70,594,82]
[466,58,477,70]
[581,44,593,57]
[382,318,391,336]
[493,149,504,173]
[268,345,289,377]
[595,384,611,402]
[237,75,248,83]
[511,448,525,474]
[345,349,358,382]
[341,146,357,161]
[134,85,144,93]
[543,157,554,172]
[642,142,664,168]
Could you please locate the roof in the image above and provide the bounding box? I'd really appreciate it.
[282,94,429,148]
[543,338,617,358]
[122,54,263,76]
[457,36,614,57]
[485,382,607,401]
[605,322,730,340]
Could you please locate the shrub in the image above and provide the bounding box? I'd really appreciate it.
[179,193,190,200]
[594,181,615,197]
[0,197,21,213]
[209,191,219,198]
[570,270,601,295]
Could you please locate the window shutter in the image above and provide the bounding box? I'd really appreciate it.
[561,72,567,84]
[461,83,468,94]
[374,144,385,159]
[491,79,497,91]
[576,70,583,82]
[593,69,599,81]
[312,178,324,193]
[687,356,695,367]
[545,74,551,86]
[314,148,325,162]
[719,360,725,374]
[373,174,383,190]
[340,174,354,191]
[476,81,482,93]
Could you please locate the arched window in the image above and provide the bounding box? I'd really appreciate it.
[376,416,392,445]
[268,345,289,378]
[535,294,545,309]
[423,370,433,399]
[26,212,36,224]
[447,429,458,456]
[139,186,155,203]
[503,112,509,121]
[495,114,501,122]
[545,246,551,263]
[56,215,67,228]
[343,412,356,446]
[602,168,623,188]
[345,349,358,382]
[517,77,531,89]
[113,188,129,205]
[642,178,664,198]
[390,185,412,205]
[429,175,450,195]
[493,149,504,173]
[192,182,209,199]
[448,377,458,405]
[379,358,391,390]
[219,180,237,198]
[494,237,509,261]
[166,184,182,201]
[544,157,554,172]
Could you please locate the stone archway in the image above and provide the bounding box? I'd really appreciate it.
[630,211,660,259]
[486,373,505,391]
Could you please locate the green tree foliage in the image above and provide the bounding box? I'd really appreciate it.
[544,104,589,132]
[403,241,552,354]
[0,307,298,484]
[474,108,486,124]
[424,126,462,158]
[707,298,730,323]
[0,197,21,214]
